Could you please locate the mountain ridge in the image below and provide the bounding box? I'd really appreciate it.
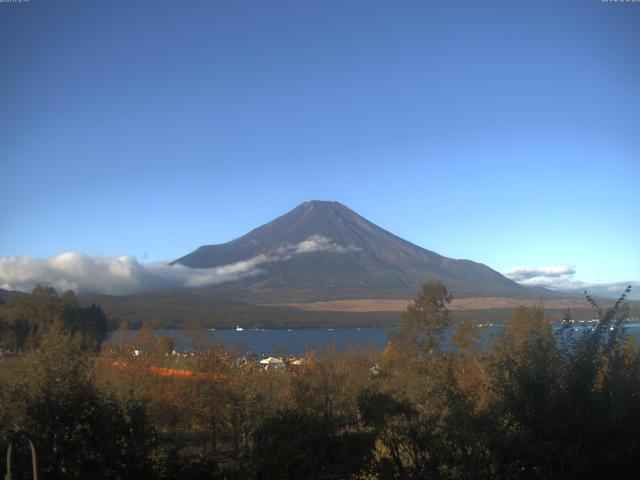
[173,201,555,302]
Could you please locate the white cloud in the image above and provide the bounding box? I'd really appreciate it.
[0,236,355,295]
[281,235,355,255]
[503,265,575,281]
[503,265,637,299]
[0,252,264,295]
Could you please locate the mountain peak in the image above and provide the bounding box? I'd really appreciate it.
[294,200,352,217]
[300,200,341,207]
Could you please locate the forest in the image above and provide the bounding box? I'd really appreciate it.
[0,282,638,479]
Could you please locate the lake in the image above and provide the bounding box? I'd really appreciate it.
[154,327,399,356]
[109,322,640,356]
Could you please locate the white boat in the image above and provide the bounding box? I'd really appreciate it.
[236,325,244,332]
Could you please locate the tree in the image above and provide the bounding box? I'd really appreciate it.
[158,336,176,355]
[137,321,158,354]
[1,327,156,480]
[486,290,640,479]
[0,286,107,352]
[388,280,452,358]
[489,304,566,477]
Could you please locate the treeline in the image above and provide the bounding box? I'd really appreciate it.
[0,286,107,352]
[1,282,639,479]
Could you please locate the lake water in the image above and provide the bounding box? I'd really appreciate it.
[118,322,640,356]
[154,327,399,356]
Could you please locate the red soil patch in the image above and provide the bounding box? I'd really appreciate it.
[112,362,224,381]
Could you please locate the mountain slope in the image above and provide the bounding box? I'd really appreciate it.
[173,201,552,302]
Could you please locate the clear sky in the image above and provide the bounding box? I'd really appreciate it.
[1,1,638,296]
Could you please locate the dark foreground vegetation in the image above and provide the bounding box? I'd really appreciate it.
[0,283,638,479]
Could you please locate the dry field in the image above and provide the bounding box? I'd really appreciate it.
[276,297,602,313]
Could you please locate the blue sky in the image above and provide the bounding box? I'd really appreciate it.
[1,1,638,296]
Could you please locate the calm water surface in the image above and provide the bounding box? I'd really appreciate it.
[154,327,398,356]
[126,323,640,356]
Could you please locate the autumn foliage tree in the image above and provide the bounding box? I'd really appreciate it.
[0,327,155,480]
[2,282,639,479]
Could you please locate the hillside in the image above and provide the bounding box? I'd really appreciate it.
[173,200,557,303]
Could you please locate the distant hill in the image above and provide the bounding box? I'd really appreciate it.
[0,288,27,304]
[173,200,557,303]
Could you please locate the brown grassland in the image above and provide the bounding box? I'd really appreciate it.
[276,297,613,312]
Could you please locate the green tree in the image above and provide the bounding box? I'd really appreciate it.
[0,286,107,352]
